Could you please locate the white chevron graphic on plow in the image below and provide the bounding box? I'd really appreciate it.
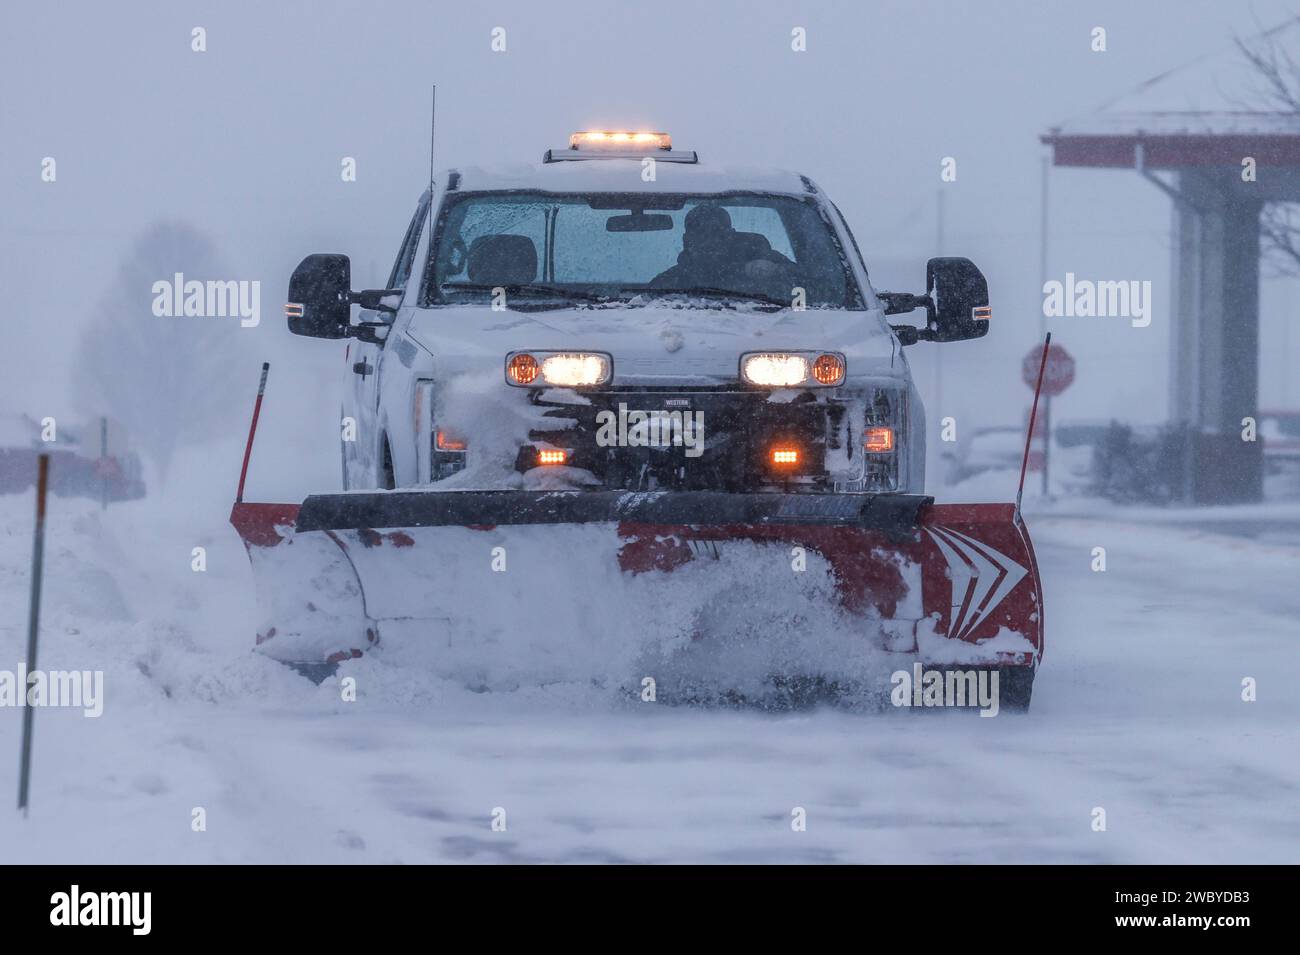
[925,525,1028,640]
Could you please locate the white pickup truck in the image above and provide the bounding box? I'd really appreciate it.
[245,131,1042,707]
[286,131,991,497]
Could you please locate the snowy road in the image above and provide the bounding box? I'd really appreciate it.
[1,488,1297,864]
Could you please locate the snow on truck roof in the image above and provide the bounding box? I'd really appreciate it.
[449,155,817,196]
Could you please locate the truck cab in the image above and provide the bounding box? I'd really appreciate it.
[286,132,990,495]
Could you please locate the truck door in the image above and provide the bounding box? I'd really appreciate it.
[349,194,430,486]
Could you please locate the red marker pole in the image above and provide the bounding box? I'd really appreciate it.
[1017,333,1052,516]
[236,363,270,503]
[18,454,49,816]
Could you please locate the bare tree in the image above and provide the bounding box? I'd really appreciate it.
[74,222,250,483]
[1236,24,1300,275]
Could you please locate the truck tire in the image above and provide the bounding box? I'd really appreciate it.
[998,666,1035,712]
[380,437,396,490]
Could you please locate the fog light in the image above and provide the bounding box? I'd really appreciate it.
[536,448,568,465]
[864,427,895,453]
[770,447,800,466]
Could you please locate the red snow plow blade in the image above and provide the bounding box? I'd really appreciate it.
[231,491,1043,698]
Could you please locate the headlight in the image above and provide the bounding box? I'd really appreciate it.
[541,353,609,386]
[740,351,845,387]
[506,351,611,387]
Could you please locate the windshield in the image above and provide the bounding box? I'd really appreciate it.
[424,191,859,309]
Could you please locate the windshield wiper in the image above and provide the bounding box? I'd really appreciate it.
[440,282,612,303]
[636,286,789,308]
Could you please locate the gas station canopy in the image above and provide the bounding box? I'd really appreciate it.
[1040,18,1300,503]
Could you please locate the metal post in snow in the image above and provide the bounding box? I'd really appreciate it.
[1039,153,1050,342]
[18,454,50,816]
[100,416,108,510]
[1042,393,1051,499]
[1037,153,1052,501]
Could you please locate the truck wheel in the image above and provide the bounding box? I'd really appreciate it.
[998,666,1035,712]
[380,437,396,490]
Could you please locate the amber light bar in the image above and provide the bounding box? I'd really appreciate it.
[536,448,569,465]
[770,447,800,466]
[570,130,671,150]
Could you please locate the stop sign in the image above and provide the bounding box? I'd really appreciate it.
[93,456,122,480]
[1022,343,1075,397]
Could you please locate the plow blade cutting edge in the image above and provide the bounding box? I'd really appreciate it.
[230,490,1043,702]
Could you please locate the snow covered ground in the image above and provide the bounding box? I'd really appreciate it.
[0,455,1297,864]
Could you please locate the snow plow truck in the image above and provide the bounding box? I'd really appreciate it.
[231,130,1045,709]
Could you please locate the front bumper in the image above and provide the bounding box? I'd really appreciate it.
[508,385,903,492]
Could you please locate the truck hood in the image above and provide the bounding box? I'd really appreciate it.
[405,304,901,386]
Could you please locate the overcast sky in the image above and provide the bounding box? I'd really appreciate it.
[3,0,1298,492]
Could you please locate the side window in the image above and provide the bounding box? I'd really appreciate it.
[441,199,548,282]
[830,202,868,277]
[387,196,431,290]
[827,201,873,308]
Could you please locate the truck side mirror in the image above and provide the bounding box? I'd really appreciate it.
[287,254,352,339]
[926,257,990,342]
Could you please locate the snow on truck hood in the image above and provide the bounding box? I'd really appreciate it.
[405,304,900,385]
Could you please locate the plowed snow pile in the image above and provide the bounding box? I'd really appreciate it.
[366,531,901,705]
[0,477,905,714]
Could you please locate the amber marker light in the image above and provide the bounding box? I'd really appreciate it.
[812,353,845,385]
[436,431,467,451]
[864,427,895,453]
[507,353,540,385]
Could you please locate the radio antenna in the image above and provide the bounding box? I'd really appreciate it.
[434,83,444,229]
